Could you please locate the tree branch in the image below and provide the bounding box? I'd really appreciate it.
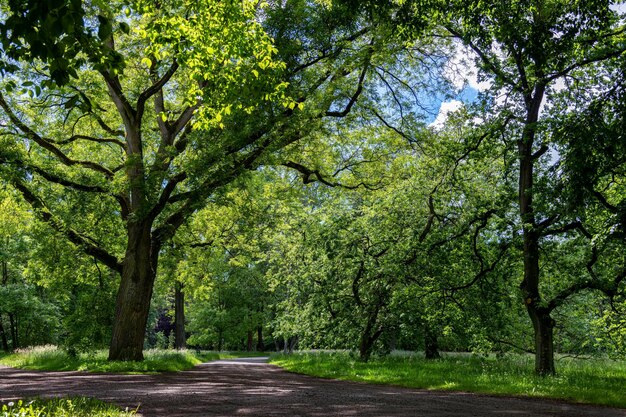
[9,177,122,273]
[137,60,179,122]
[325,55,370,118]
[0,91,115,178]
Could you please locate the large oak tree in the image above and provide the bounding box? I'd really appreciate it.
[0,0,390,360]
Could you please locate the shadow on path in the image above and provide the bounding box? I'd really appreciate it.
[1,359,624,417]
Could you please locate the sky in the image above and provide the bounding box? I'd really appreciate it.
[429,3,626,129]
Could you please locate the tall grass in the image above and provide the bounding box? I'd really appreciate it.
[270,351,626,408]
[0,346,266,374]
[1,397,137,417]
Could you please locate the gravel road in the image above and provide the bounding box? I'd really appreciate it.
[1,357,624,416]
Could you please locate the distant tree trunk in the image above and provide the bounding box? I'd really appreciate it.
[256,326,265,351]
[358,305,384,362]
[174,282,186,350]
[0,315,9,352]
[424,325,440,359]
[283,336,289,354]
[109,222,157,361]
[387,327,398,352]
[8,313,17,349]
[289,335,298,353]
[0,261,9,351]
[217,329,223,351]
[247,330,253,352]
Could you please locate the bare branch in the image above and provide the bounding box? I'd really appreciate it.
[325,56,370,118]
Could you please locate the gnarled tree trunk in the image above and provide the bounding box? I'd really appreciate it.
[108,222,157,361]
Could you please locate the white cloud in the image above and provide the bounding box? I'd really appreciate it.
[444,42,492,93]
[610,2,626,13]
[429,100,464,129]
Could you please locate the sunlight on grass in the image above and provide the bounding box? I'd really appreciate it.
[269,351,626,409]
[1,397,137,416]
[0,346,267,374]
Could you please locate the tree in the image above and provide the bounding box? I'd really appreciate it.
[0,0,389,360]
[442,0,626,374]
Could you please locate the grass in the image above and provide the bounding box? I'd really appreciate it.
[1,397,137,416]
[0,345,267,374]
[269,351,626,409]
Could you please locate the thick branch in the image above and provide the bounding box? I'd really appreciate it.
[55,134,127,150]
[543,221,592,238]
[283,161,380,190]
[9,177,122,273]
[0,91,115,178]
[137,60,179,122]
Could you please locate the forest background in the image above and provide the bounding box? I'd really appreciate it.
[0,0,626,377]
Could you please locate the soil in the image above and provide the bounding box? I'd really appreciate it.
[1,357,625,417]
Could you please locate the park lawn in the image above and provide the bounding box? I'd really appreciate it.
[0,346,266,374]
[1,397,137,416]
[270,351,626,409]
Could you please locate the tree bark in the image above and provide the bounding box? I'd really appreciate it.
[174,282,186,350]
[528,305,555,375]
[108,222,157,361]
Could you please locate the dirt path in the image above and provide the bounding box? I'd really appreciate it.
[1,358,624,417]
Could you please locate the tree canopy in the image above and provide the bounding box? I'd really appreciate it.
[0,0,625,376]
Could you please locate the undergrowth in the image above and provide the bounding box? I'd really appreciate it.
[0,397,137,417]
[0,346,266,374]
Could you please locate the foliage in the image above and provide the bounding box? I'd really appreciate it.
[270,351,626,408]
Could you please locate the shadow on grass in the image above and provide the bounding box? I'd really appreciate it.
[269,351,626,409]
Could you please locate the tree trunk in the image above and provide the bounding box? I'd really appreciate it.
[108,223,157,361]
[0,314,9,352]
[289,335,298,353]
[0,261,9,351]
[174,282,186,350]
[518,88,555,375]
[358,305,384,362]
[247,330,253,352]
[8,313,17,349]
[256,326,265,351]
[424,324,440,359]
[528,305,555,375]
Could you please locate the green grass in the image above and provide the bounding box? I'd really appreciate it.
[269,351,626,409]
[1,397,137,416]
[0,345,267,374]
